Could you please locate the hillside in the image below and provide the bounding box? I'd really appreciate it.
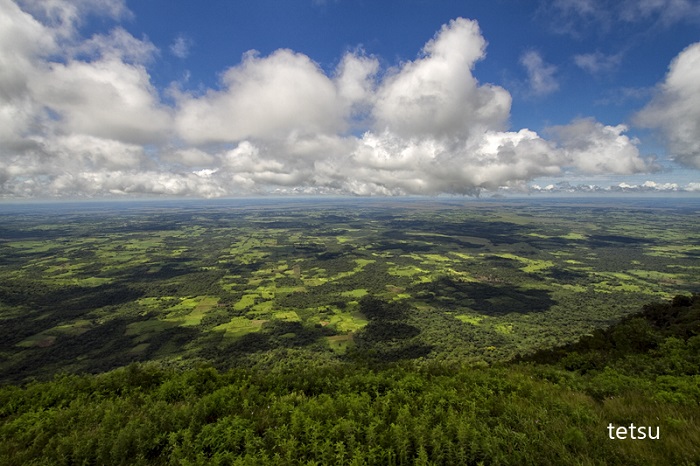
[1,294,698,465]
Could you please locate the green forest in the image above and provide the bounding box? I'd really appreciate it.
[0,198,698,464]
[1,294,699,465]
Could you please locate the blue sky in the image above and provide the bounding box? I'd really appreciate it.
[1,0,699,198]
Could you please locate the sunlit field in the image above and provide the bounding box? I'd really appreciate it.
[1,198,697,381]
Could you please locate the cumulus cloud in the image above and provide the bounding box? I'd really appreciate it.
[0,5,658,199]
[175,49,355,143]
[520,50,559,96]
[547,118,653,174]
[634,42,700,168]
[373,18,511,137]
[31,58,171,143]
[335,129,563,195]
[335,51,378,122]
[0,0,54,148]
[0,0,171,197]
[0,0,168,147]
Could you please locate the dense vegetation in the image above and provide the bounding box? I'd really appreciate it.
[1,295,699,465]
[0,198,698,463]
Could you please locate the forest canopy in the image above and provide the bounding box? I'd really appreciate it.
[1,294,698,465]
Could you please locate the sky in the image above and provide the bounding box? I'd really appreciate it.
[1,0,700,199]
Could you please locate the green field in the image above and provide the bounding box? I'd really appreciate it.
[0,198,698,382]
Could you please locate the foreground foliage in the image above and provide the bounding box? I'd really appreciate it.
[1,295,699,465]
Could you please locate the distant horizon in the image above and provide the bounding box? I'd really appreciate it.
[2,192,700,210]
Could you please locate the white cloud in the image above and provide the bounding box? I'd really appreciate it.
[0,0,55,68]
[0,5,661,199]
[77,27,157,64]
[333,129,563,195]
[161,148,216,167]
[0,0,55,150]
[335,51,379,121]
[45,134,147,171]
[528,179,699,193]
[1,0,167,149]
[0,133,149,199]
[16,0,129,39]
[170,35,192,59]
[520,50,559,96]
[374,18,511,138]
[548,118,653,174]
[175,49,349,143]
[0,0,171,198]
[46,170,227,198]
[31,57,171,144]
[635,42,700,168]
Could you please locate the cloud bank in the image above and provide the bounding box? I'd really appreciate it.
[530,180,700,194]
[0,3,669,198]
